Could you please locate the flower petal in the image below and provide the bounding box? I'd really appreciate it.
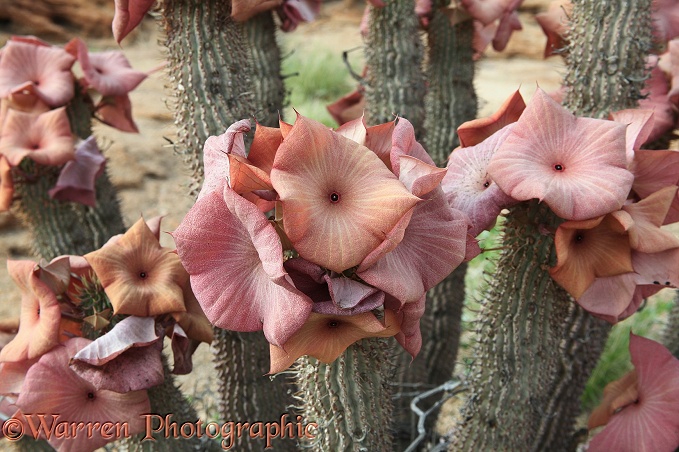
[48,136,106,207]
[457,89,525,147]
[200,119,250,200]
[0,261,61,363]
[442,125,516,236]
[358,187,468,304]
[173,184,312,346]
[0,41,75,107]
[15,338,150,451]
[588,334,679,452]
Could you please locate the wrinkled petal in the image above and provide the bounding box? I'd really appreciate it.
[70,337,164,392]
[358,187,468,305]
[72,316,158,366]
[0,261,61,363]
[15,338,150,451]
[443,125,516,236]
[388,294,425,358]
[173,184,312,346]
[200,119,251,200]
[48,136,106,207]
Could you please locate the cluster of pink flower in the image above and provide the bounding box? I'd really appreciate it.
[444,87,679,450]
[0,217,213,450]
[0,36,149,210]
[173,114,471,373]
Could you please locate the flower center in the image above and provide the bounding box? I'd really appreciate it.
[87,392,95,400]
[483,181,490,188]
[329,192,340,203]
[327,320,340,328]
[575,233,584,243]
[554,164,565,172]
[139,271,147,279]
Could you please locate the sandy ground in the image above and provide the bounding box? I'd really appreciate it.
[0,0,562,446]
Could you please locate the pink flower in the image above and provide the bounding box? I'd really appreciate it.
[0,108,74,167]
[65,38,147,96]
[550,214,633,299]
[442,125,516,236]
[587,334,679,452]
[0,40,75,107]
[15,337,150,451]
[84,218,188,317]
[270,114,420,273]
[173,182,313,346]
[487,88,633,220]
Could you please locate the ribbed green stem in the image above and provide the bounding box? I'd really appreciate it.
[245,12,285,127]
[163,0,254,195]
[562,0,653,117]
[212,328,297,451]
[450,202,609,450]
[423,14,476,163]
[162,3,295,447]
[294,338,395,451]
[364,0,426,132]
[11,162,124,260]
[393,7,476,449]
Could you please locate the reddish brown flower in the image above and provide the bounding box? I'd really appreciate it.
[268,310,399,374]
[84,218,187,317]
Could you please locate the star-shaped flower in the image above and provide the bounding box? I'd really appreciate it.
[270,114,420,273]
[487,88,633,220]
[84,218,188,317]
